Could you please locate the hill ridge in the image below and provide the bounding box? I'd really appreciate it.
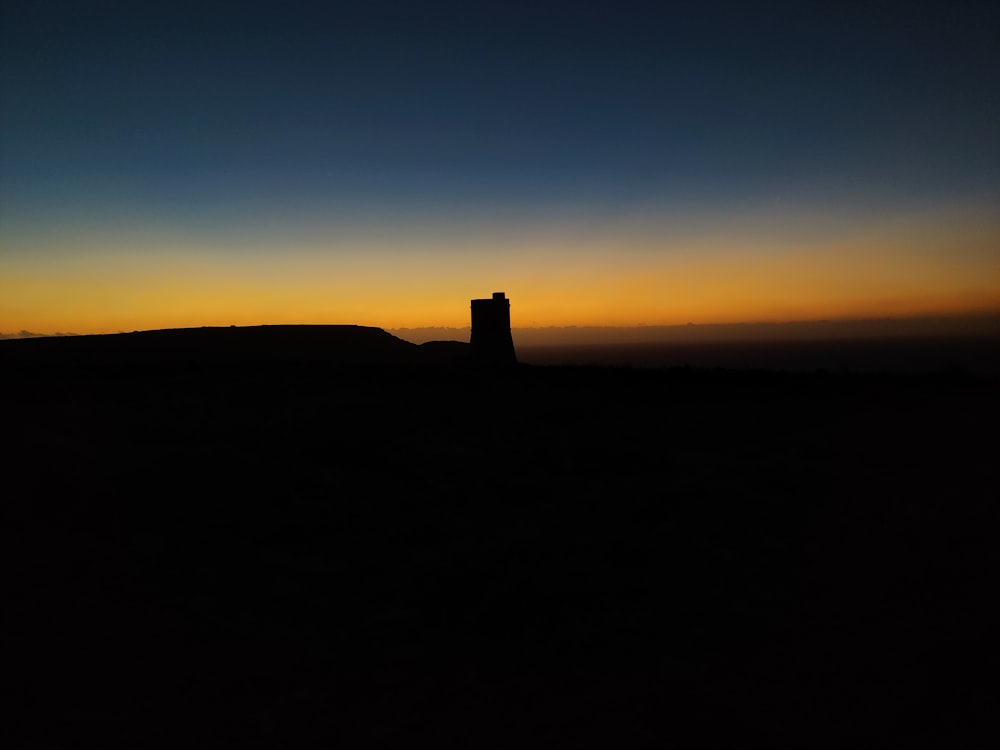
[0,324,469,366]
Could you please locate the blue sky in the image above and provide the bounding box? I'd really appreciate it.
[2,0,998,332]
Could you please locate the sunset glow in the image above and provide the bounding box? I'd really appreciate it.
[2,1,998,338]
[3,200,997,334]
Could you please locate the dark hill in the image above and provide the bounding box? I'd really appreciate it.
[4,342,996,746]
[0,325,469,366]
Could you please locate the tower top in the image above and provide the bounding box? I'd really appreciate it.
[492,292,505,300]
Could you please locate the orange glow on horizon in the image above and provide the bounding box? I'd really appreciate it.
[3,203,999,336]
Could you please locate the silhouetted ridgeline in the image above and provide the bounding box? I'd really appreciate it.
[5,323,998,745]
[0,325,469,367]
[6,325,998,376]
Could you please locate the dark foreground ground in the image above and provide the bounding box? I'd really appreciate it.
[4,354,998,747]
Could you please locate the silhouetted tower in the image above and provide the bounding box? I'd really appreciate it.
[470,292,517,365]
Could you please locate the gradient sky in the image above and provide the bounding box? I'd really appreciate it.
[2,0,999,334]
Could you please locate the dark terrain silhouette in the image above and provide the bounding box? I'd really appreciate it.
[0,324,469,367]
[3,324,998,747]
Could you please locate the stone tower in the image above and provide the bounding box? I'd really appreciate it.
[470,292,517,365]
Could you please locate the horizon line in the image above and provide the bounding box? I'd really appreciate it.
[5,309,1000,341]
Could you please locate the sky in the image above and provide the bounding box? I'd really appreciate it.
[2,0,999,336]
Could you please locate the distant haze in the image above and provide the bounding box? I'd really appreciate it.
[391,313,1000,347]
